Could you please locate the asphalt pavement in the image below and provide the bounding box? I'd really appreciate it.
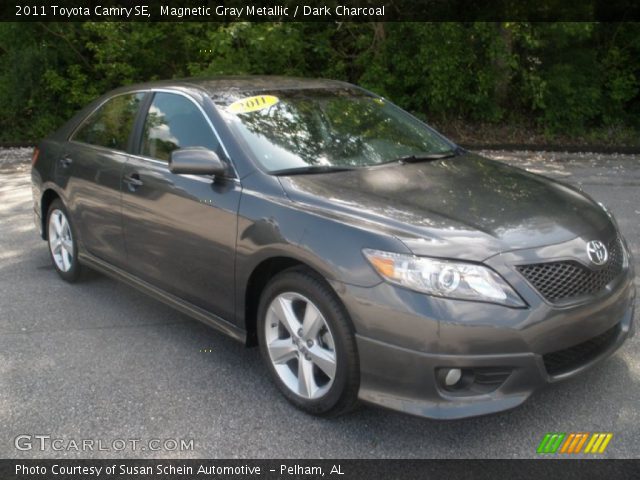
[1,148,638,459]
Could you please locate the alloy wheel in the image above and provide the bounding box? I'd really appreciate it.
[48,209,74,272]
[264,292,337,399]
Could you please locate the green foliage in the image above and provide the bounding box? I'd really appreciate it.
[0,22,638,142]
[357,23,513,122]
[513,22,640,134]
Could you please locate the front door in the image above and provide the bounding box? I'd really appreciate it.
[121,92,241,321]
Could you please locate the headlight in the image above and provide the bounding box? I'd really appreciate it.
[363,249,525,307]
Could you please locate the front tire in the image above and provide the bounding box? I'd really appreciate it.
[257,268,360,417]
[46,199,83,282]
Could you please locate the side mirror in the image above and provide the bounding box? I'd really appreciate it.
[169,147,227,177]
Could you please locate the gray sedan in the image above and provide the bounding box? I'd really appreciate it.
[31,76,635,419]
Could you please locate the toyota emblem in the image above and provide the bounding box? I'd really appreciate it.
[586,240,608,266]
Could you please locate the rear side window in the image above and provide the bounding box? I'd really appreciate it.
[140,92,218,162]
[72,93,144,151]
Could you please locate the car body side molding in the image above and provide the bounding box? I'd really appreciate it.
[78,251,246,343]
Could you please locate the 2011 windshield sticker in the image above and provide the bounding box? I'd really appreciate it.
[227,95,279,114]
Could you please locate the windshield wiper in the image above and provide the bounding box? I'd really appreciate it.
[270,165,357,176]
[389,150,458,164]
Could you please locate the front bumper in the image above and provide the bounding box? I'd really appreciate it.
[341,266,635,420]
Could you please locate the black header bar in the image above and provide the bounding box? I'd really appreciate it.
[4,0,640,22]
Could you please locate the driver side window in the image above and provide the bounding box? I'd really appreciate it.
[140,92,219,162]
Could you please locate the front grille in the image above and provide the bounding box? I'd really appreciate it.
[543,324,620,376]
[516,238,624,303]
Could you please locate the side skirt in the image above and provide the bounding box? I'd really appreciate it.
[78,252,246,343]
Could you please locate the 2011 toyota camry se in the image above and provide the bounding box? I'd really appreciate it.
[31,76,635,419]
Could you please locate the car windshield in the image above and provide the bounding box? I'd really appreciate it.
[214,88,455,173]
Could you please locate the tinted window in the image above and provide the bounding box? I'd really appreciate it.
[73,93,144,151]
[140,93,218,162]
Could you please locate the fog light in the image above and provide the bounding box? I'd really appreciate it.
[437,367,511,395]
[444,368,462,387]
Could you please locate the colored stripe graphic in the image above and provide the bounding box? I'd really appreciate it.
[573,433,589,453]
[585,433,613,454]
[598,433,613,453]
[584,434,599,453]
[560,433,575,453]
[537,433,552,454]
[538,433,612,454]
[549,434,566,453]
[537,433,565,454]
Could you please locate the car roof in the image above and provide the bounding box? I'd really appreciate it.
[115,76,355,97]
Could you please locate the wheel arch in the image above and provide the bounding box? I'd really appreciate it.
[40,188,62,240]
[243,256,339,347]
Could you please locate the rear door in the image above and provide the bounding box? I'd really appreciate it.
[65,92,145,267]
[121,91,241,320]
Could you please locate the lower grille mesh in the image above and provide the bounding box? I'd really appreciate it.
[516,238,624,303]
[543,324,620,376]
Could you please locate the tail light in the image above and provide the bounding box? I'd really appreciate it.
[31,147,40,166]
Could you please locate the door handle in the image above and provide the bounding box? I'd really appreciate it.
[123,173,143,191]
[59,155,73,168]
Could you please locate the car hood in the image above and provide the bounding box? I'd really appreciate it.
[277,153,613,261]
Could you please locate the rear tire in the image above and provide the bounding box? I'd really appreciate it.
[257,268,360,417]
[46,199,83,283]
